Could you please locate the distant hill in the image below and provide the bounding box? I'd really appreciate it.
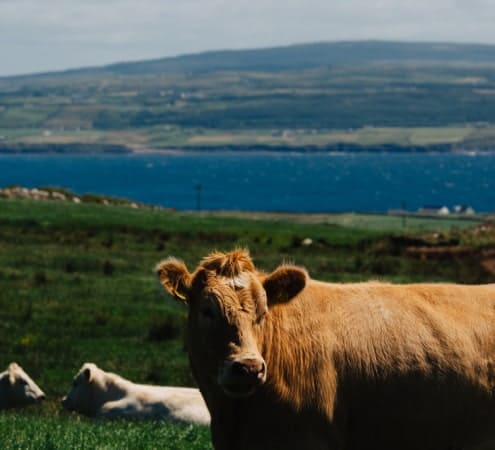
[12,40,495,79]
[4,40,495,151]
[96,41,495,74]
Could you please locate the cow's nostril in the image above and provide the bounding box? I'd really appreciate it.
[231,361,248,376]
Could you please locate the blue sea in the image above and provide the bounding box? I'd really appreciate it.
[0,152,494,213]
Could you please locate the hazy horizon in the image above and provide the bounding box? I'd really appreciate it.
[3,0,495,77]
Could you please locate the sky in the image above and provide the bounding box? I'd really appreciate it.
[2,0,495,76]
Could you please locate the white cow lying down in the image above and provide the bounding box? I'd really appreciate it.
[62,362,210,425]
[0,362,46,409]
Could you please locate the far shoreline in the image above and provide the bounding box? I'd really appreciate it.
[1,142,494,155]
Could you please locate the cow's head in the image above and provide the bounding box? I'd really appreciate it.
[156,249,307,398]
[62,362,106,415]
[1,362,45,407]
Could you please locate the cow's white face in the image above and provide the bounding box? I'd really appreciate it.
[157,250,307,399]
[1,363,45,407]
[62,363,104,415]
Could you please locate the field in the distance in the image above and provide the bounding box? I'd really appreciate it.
[2,124,492,152]
[1,198,494,449]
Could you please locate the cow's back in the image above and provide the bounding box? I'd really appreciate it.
[305,281,495,450]
[106,383,210,425]
[137,385,210,425]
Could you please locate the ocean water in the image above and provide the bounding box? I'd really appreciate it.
[0,152,494,213]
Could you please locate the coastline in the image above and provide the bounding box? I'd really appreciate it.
[1,141,494,155]
[0,143,132,154]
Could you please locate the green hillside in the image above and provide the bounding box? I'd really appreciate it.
[2,41,495,151]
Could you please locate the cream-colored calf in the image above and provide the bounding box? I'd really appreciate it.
[62,363,210,425]
[0,362,45,409]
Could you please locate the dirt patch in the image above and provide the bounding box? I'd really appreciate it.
[481,259,495,275]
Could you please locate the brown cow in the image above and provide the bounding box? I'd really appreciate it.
[156,249,495,450]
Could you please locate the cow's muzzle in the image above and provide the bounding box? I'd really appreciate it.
[219,357,267,398]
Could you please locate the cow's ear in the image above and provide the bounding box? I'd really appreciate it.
[83,367,93,383]
[156,258,192,304]
[7,363,17,385]
[262,265,307,305]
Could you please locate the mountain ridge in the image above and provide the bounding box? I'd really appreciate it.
[6,40,495,79]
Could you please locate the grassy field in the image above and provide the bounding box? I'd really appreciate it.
[0,413,210,450]
[206,210,482,231]
[3,124,493,152]
[1,198,494,448]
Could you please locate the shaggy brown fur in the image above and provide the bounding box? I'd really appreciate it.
[157,249,495,450]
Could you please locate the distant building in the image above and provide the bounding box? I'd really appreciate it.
[417,206,450,216]
[453,205,476,215]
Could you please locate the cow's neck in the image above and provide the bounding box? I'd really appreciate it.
[192,371,240,450]
[102,375,132,401]
[259,293,338,421]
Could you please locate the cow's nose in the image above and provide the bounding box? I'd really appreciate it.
[232,358,266,379]
[39,394,46,401]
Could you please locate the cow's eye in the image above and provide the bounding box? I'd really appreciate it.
[20,379,27,386]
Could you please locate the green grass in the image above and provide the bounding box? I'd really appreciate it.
[208,211,481,232]
[0,198,494,448]
[309,213,480,231]
[0,413,211,450]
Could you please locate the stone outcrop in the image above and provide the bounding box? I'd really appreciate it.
[0,186,159,210]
